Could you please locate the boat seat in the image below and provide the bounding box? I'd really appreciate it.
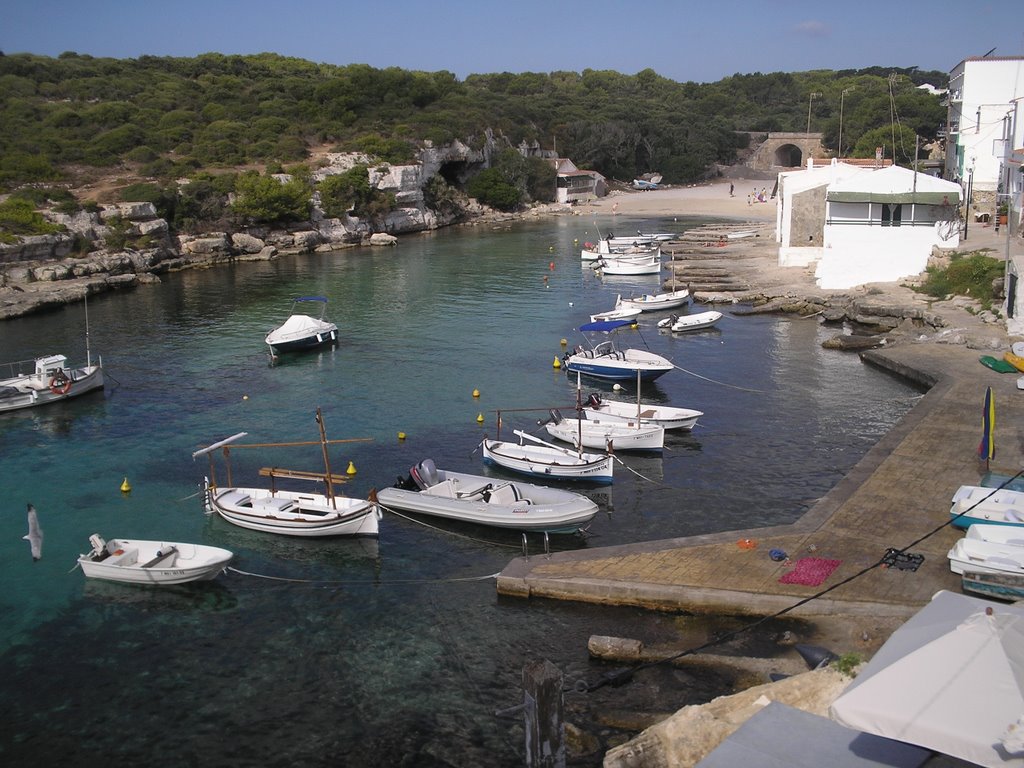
[221,490,252,507]
[454,481,492,498]
[141,546,178,568]
[106,548,138,566]
[422,478,458,498]
[484,484,522,505]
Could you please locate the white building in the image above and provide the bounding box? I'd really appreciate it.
[778,160,962,289]
[944,56,1024,221]
[552,158,605,204]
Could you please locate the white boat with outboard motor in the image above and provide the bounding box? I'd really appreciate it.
[562,319,674,382]
[265,296,338,356]
[77,534,233,585]
[480,429,614,484]
[542,408,665,451]
[616,288,691,313]
[657,310,723,333]
[192,409,380,537]
[581,391,702,431]
[374,459,599,533]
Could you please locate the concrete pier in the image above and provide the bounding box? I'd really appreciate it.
[497,302,1024,622]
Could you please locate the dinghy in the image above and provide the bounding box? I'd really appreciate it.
[582,392,702,431]
[375,459,599,534]
[657,310,723,333]
[616,288,691,313]
[480,429,614,484]
[77,534,233,585]
[542,409,665,451]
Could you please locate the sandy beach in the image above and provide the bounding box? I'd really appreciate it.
[583,178,778,221]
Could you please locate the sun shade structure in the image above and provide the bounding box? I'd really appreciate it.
[830,590,1024,767]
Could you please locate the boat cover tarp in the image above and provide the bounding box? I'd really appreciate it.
[696,702,930,768]
[579,319,633,333]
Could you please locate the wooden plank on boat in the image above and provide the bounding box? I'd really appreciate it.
[258,466,349,483]
[141,546,178,568]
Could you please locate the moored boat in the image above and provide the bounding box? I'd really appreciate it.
[562,320,674,382]
[192,409,380,537]
[582,392,702,431]
[375,459,599,534]
[657,310,723,333]
[0,353,104,413]
[542,409,665,451]
[77,534,233,585]
[480,429,614,484]
[593,253,662,276]
[265,296,338,356]
[590,298,642,323]
[616,288,691,313]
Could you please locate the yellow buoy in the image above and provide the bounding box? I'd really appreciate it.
[476,413,484,423]
[346,461,357,475]
[553,356,561,369]
[120,477,131,493]
[560,338,567,346]
[472,388,480,398]
[398,431,407,441]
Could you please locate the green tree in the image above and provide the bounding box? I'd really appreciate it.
[467,167,520,210]
[231,171,311,224]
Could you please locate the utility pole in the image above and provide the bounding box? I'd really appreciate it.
[839,87,854,158]
[806,92,822,136]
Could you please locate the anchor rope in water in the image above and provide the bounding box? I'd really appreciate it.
[670,361,766,393]
[574,470,1024,693]
[226,565,500,585]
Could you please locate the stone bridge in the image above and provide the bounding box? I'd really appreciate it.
[746,132,827,171]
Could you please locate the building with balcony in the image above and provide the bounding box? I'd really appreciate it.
[944,56,1024,223]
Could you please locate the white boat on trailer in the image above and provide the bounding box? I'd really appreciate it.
[375,459,599,534]
[657,310,723,333]
[581,391,702,431]
[192,409,380,538]
[480,429,614,484]
[265,296,338,356]
[77,534,233,585]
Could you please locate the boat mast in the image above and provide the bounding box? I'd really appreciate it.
[84,294,92,368]
[315,407,337,508]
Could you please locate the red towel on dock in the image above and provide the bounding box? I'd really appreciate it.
[779,557,841,586]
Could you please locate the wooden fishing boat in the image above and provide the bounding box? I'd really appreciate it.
[480,429,614,484]
[961,570,1024,602]
[616,288,691,313]
[582,392,702,431]
[192,409,380,537]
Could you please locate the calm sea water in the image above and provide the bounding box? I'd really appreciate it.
[0,215,920,766]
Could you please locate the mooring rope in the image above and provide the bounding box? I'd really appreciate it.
[574,470,1024,693]
[671,361,767,393]
[226,565,500,586]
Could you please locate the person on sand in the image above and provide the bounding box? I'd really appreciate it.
[729,182,734,197]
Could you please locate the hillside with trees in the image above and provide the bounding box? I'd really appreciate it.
[0,51,947,236]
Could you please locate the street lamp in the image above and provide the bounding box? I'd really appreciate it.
[839,87,854,158]
[964,156,975,241]
[807,92,822,135]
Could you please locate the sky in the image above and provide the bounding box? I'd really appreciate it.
[2,0,1022,84]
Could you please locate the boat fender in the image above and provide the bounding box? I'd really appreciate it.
[49,370,72,395]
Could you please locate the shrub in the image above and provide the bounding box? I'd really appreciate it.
[467,167,521,211]
[231,171,311,224]
[916,251,1005,309]
[0,197,64,237]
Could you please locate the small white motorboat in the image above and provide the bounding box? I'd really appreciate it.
[543,409,665,451]
[581,392,702,431]
[480,429,614,484]
[657,310,723,333]
[593,253,662,276]
[616,289,691,313]
[947,536,1024,576]
[562,320,674,382]
[192,409,380,538]
[77,534,233,585]
[965,524,1024,546]
[580,239,658,260]
[0,353,105,413]
[265,296,338,355]
[375,459,599,534]
[590,298,642,323]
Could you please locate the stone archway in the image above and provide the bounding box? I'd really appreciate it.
[774,143,803,168]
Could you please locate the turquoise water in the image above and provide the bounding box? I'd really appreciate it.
[0,215,921,765]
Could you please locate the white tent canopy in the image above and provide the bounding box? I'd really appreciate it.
[830,590,1024,767]
[825,165,963,205]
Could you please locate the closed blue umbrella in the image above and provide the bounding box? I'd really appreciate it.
[979,386,996,470]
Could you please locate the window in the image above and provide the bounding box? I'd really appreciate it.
[882,203,902,227]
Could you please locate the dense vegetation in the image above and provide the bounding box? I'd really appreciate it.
[0,51,947,231]
[917,251,1006,311]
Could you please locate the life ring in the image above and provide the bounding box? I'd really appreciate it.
[49,371,72,395]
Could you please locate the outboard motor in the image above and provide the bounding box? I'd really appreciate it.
[548,409,564,425]
[410,458,439,489]
[586,393,602,408]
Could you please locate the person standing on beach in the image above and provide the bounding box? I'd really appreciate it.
[729,182,734,197]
